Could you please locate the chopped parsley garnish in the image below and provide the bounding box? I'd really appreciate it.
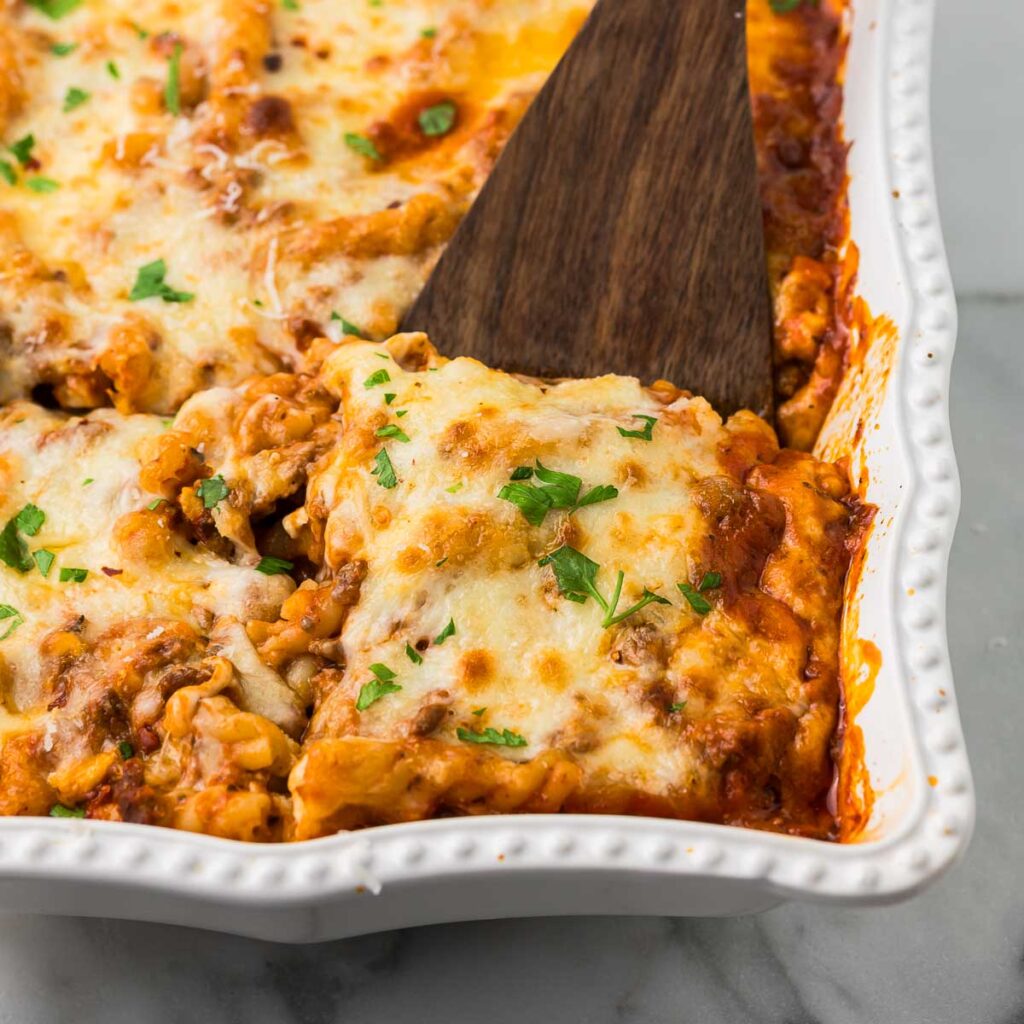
[118,740,134,759]
[330,311,365,337]
[677,582,712,615]
[617,414,658,441]
[668,701,687,713]
[375,424,410,443]
[364,368,391,388]
[418,100,456,137]
[420,26,437,38]
[49,803,85,818]
[164,42,182,116]
[698,571,722,592]
[355,663,402,711]
[456,726,526,748]
[395,409,408,418]
[383,392,396,405]
[0,516,33,572]
[0,161,15,186]
[498,460,617,526]
[9,134,35,167]
[344,132,382,162]
[51,41,78,56]
[130,21,149,39]
[371,448,398,488]
[25,177,59,193]
[15,503,45,537]
[0,604,23,641]
[282,0,300,9]
[26,0,82,19]
[539,545,670,628]
[146,498,166,511]
[255,556,294,575]
[405,643,423,665]
[62,86,90,112]
[471,707,486,716]
[129,258,194,302]
[59,567,88,583]
[196,474,230,510]
[434,618,456,645]
[106,60,120,79]
[769,0,817,11]
[445,481,463,494]
[33,549,55,577]
[82,477,93,486]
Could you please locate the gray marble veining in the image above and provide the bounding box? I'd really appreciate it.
[1,1,1021,1021]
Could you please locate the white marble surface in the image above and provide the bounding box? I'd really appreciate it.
[1,4,1021,1022]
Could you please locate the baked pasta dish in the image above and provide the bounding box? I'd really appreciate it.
[0,0,863,841]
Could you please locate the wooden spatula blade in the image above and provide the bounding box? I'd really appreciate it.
[401,0,773,417]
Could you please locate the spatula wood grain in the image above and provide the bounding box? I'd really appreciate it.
[401,0,773,417]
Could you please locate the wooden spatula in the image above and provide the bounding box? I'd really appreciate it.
[401,0,773,417]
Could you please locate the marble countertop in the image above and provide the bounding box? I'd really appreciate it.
[2,3,1020,1022]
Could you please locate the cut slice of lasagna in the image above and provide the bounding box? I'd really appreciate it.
[278,337,862,840]
[0,395,325,839]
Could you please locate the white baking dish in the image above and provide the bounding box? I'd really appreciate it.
[0,0,972,941]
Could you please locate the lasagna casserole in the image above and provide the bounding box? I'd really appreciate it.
[0,0,865,842]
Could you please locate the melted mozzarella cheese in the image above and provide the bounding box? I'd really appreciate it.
[0,402,291,711]
[0,0,591,412]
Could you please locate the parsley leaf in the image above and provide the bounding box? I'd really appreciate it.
[33,549,55,577]
[50,41,78,55]
[434,618,456,645]
[420,26,437,38]
[146,498,166,511]
[26,0,82,19]
[405,643,423,665]
[456,726,527,748]
[418,100,456,137]
[48,802,84,819]
[769,0,817,11]
[698,571,722,592]
[375,424,410,443]
[118,740,134,758]
[344,132,382,161]
[9,134,35,166]
[356,664,402,710]
[677,582,712,615]
[129,258,194,303]
[498,460,618,525]
[59,567,88,583]
[617,414,658,441]
[255,556,294,575]
[165,42,182,116]
[371,448,398,488]
[383,392,396,405]
[668,701,687,713]
[49,803,86,818]
[364,368,391,388]
[497,482,553,527]
[62,86,90,112]
[282,0,300,9]
[540,545,669,628]
[0,519,32,573]
[106,60,120,79]
[0,161,15,186]
[15,504,45,536]
[0,604,24,641]
[471,706,486,716]
[445,481,463,494]
[331,311,364,337]
[197,474,230,509]
[25,177,59,193]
